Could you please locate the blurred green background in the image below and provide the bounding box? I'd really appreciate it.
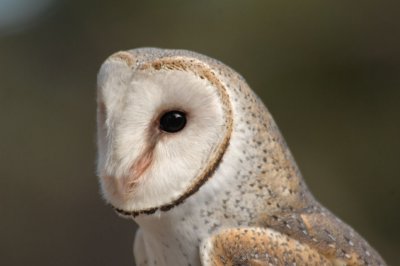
[0,0,399,265]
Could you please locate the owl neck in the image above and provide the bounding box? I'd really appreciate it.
[132,117,311,266]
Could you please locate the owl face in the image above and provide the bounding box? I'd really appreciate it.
[96,50,233,215]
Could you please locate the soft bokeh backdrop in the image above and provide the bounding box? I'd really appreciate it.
[1,1,399,265]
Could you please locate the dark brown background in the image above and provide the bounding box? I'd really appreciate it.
[1,1,399,265]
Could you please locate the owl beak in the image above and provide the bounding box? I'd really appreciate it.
[109,149,154,198]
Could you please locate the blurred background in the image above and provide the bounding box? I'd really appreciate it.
[0,0,399,265]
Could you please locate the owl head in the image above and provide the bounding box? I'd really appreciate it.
[96,48,235,216]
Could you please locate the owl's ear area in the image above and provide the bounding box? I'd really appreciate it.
[108,51,136,67]
[200,227,337,266]
[97,51,136,99]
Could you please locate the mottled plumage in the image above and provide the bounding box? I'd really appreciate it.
[96,48,385,265]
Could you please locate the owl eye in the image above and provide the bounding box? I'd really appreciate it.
[159,111,187,133]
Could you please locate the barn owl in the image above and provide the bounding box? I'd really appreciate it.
[96,48,386,266]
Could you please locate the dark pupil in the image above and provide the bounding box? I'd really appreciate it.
[159,111,187,133]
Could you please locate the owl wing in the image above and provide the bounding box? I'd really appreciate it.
[200,206,385,266]
[200,227,335,266]
[254,205,385,266]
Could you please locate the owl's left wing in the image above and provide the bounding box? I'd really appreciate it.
[200,227,341,266]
